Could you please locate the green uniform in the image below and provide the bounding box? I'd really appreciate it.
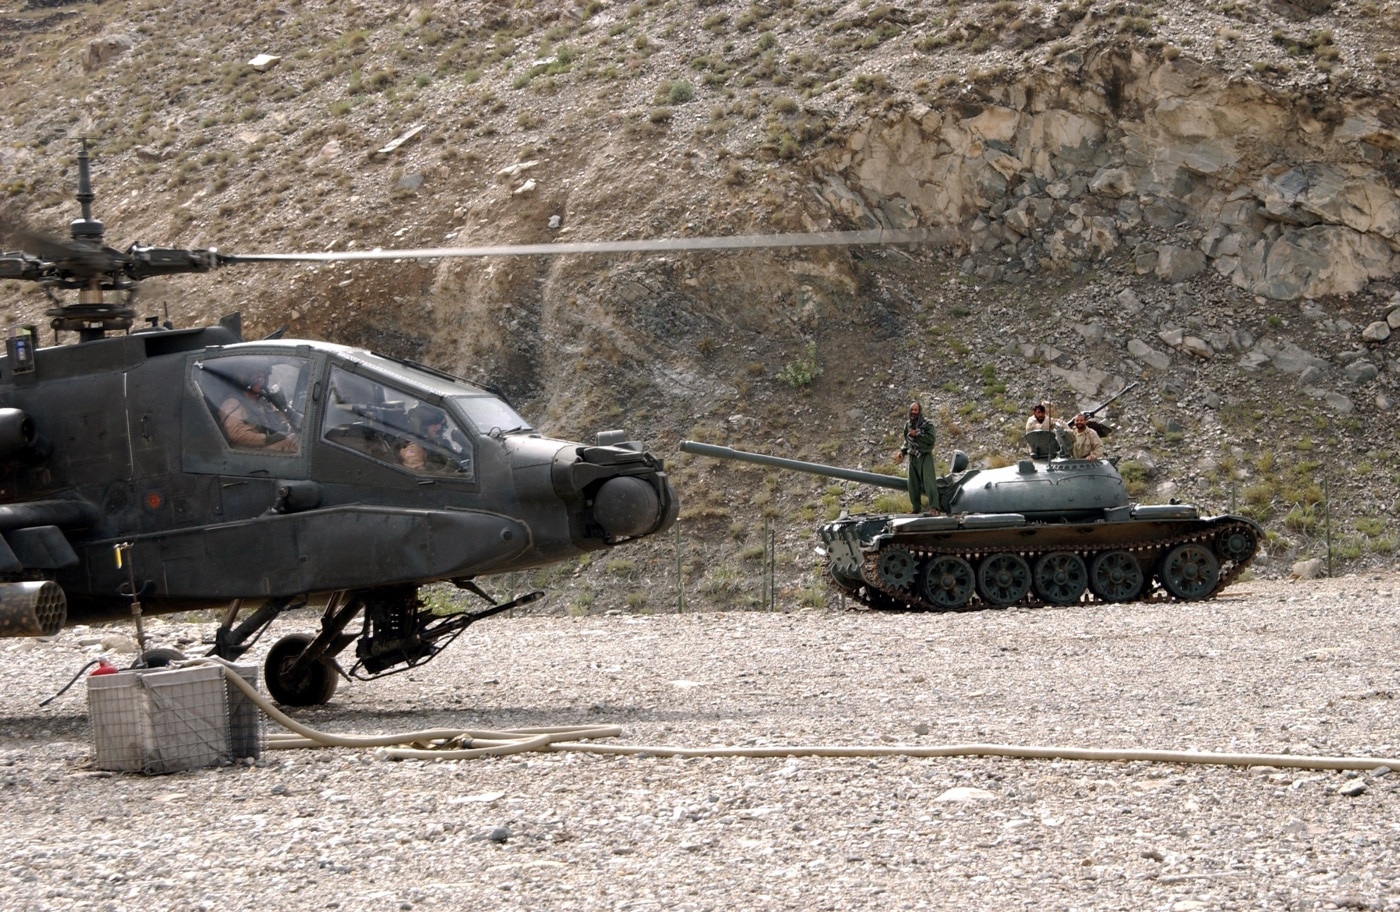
[900,415,937,512]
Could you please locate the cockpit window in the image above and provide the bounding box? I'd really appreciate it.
[321,365,474,479]
[195,355,311,455]
[452,394,533,435]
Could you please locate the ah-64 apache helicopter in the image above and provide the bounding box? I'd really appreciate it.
[0,146,926,705]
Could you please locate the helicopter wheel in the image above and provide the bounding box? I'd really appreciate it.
[137,646,187,668]
[919,556,976,611]
[1032,552,1088,605]
[265,633,339,706]
[1157,543,1220,601]
[1088,551,1145,603]
[975,553,1032,607]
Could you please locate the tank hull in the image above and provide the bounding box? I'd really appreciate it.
[820,507,1261,611]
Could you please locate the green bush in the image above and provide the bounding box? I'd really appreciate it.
[663,79,694,103]
[1355,516,1387,537]
[1283,503,1321,534]
[777,341,823,388]
[1118,460,1150,498]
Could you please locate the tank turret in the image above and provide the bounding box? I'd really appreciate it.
[680,437,1261,612]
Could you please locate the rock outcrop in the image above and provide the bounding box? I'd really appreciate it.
[820,49,1400,301]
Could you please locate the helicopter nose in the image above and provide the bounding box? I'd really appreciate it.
[593,475,669,538]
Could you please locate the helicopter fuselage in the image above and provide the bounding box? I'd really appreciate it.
[0,325,678,632]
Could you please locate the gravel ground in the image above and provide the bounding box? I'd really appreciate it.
[2,572,1399,912]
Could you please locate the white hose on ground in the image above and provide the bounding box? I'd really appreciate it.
[199,661,1400,771]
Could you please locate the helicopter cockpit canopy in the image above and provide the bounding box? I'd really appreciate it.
[321,363,478,478]
[195,354,311,455]
[451,393,533,437]
[187,348,533,481]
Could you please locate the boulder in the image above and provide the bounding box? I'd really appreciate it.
[1181,336,1215,359]
[1265,339,1329,374]
[1343,361,1379,383]
[1089,167,1135,198]
[83,34,133,72]
[1362,321,1391,342]
[1156,245,1207,283]
[1127,339,1172,370]
[1290,558,1324,580]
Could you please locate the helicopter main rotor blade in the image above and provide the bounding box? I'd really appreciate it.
[0,222,124,277]
[0,221,89,264]
[224,227,934,264]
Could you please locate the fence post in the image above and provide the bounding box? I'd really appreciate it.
[761,516,770,611]
[768,523,776,612]
[1324,473,1332,579]
[675,522,684,614]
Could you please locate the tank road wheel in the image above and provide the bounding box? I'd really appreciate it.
[1215,525,1258,564]
[1088,551,1145,603]
[1032,552,1088,605]
[1158,543,1220,601]
[919,556,976,610]
[876,546,919,592]
[975,554,1032,607]
[265,633,339,706]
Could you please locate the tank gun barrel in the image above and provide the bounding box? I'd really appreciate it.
[679,441,908,491]
[1080,381,1138,420]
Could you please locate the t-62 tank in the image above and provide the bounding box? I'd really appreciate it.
[680,432,1262,611]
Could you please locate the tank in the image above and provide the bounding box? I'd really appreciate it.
[680,432,1262,611]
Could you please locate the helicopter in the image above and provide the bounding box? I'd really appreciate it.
[0,146,929,705]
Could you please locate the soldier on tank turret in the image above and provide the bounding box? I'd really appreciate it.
[1070,413,1104,460]
[894,401,937,513]
[1025,401,1064,434]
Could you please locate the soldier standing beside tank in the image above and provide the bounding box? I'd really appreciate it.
[894,401,938,513]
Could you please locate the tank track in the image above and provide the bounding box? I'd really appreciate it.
[843,517,1259,612]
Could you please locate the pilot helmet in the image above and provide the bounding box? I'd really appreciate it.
[236,356,273,389]
[408,404,447,434]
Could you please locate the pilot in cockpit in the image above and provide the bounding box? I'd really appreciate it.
[218,358,300,454]
[398,404,466,473]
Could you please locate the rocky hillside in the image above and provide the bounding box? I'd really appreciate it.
[2,0,1399,611]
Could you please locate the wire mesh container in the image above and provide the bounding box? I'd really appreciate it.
[87,663,263,774]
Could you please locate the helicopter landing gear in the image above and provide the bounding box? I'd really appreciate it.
[209,595,303,661]
[265,632,339,706]
[246,584,545,706]
[214,591,358,707]
[137,646,187,668]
